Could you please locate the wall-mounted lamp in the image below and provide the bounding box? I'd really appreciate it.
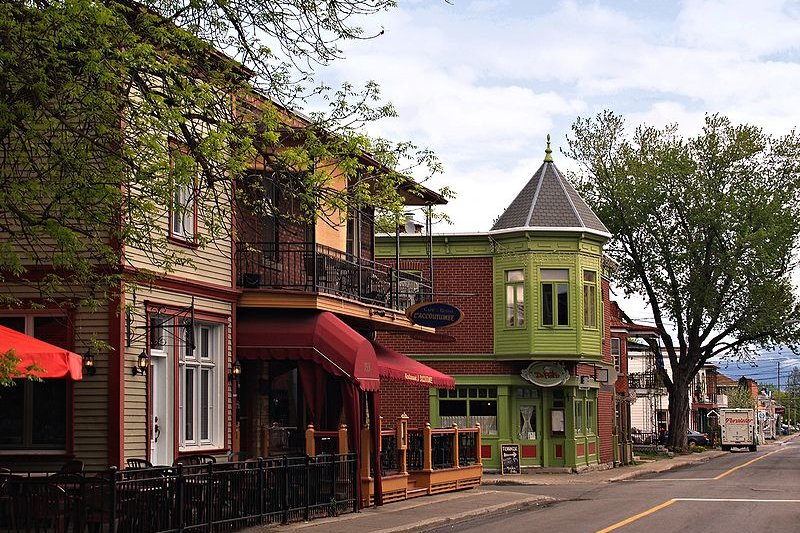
[228,360,242,382]
[83,351,97,376]
[133,350,149,376]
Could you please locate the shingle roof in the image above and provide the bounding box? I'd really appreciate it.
[490,139,610,237]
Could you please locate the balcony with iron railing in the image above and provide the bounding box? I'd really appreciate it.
[236,241,432,311]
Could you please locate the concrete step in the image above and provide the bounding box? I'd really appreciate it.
[406,487,428,499]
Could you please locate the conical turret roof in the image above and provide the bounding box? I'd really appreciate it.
[490,136,610,238]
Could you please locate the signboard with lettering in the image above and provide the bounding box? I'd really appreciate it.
[521,361,569,387]
[406,302,464,329]
[500,443,521,475]
[775,406,785,415]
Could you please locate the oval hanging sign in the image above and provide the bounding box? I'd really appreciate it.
[406,302,464,329]
[521,361,569,387]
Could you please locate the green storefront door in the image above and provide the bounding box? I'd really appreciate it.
[514,388,542,466]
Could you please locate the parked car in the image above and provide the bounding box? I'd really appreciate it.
[659,429,709,447]
[687,430,709,447]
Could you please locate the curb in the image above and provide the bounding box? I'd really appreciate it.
[482,450,729,486]
[369,494,554,533]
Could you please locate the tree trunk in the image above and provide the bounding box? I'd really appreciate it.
[667,374,691,451]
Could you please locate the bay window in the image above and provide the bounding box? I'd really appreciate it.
[583,270,597,328]
[505,269,525,327]
[542,269,569,326]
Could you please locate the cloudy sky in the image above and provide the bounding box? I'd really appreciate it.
[315,0,800,381]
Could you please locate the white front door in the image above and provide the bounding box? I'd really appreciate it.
[150,353,174,466]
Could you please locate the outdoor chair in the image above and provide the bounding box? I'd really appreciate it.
[126,458,152,469]
[59,459,84,473]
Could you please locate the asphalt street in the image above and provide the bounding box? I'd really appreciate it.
[427,440,800,533]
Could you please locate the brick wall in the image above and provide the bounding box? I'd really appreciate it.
[598,389,614,463]
[379,378,430,427]
[377,256,493,354]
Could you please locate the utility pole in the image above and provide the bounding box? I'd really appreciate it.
[777,361,781,392]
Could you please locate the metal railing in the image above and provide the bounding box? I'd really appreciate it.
[406,431,424,472]
[430,431,453,470]
[457,429,479,467]
[235,241,432,311]
[380,432,399,475]
[0,453,357,533]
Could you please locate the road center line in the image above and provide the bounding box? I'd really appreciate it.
[674,498,800,503]
[595,499,676,533]
[713,448,783,480]
[595,495,800,533]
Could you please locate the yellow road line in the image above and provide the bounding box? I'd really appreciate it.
[713,449,783,480]
[595,499,676,533]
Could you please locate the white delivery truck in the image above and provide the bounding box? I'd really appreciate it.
[719,408,758,452]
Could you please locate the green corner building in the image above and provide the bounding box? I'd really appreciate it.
[377,140,619,470]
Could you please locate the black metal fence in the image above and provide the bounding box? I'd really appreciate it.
[457,431,478,467]
[406,432,424,472]
[430,433,453,470]
[0,453,357,533]
[379,434,399,475]
[235,241,432,311]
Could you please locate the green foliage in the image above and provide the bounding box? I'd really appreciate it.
[0,349,41,387]
[566,111,800,448]
[726,385,757,409]
[0,0,444,308]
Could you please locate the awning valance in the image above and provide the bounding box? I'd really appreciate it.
[236,310,380,392]
[0,325,83,380]
[372,342,455,389]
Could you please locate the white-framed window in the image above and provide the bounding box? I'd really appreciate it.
[583,270,597,328]
[541,268,569,326]
[171,183,195,240]
[179,321,223,450]
[505,269,525,327]
[611,337,621,372]
[169,141,197,241]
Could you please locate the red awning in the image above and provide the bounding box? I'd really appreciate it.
[237,310,380,392]
[0,325,83,379]
[372,342,455,389]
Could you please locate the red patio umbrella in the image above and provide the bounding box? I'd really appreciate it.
[0,324,83,379]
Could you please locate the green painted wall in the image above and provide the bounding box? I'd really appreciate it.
[492,233,605,361]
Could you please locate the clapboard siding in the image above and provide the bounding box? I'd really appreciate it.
[122,285,233,463]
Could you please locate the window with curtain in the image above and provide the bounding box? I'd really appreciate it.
[169,142,197,242]
[542,269,569,326]
[505,269,525,327]
[438,387,498,435]
[583,270,597,328]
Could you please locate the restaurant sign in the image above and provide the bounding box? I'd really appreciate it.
[406,302,464,329]
[521,362,569,387]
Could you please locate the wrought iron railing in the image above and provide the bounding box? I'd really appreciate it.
[0,454,357,533]
[380,432,399,475]
[627,372,662,390]
[235,241,432,311]
[430,431,453,469]
[458,429,479,467]
[406,431,424,472]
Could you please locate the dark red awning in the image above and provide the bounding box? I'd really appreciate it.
[0,325,83,379]
[372,342,455,389]
[237,310,380,392]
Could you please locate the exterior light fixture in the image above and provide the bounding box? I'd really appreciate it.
[133,350,149,376]
[83,350,97,376]
[228,360,242,382]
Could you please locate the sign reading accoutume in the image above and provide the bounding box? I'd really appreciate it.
[406,302,464,329]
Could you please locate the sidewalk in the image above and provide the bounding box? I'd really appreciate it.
[255,434,798,533]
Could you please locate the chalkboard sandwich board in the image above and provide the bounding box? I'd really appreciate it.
[500,443,521,475]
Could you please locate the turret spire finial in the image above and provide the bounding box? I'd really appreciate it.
[544,134,553,162]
